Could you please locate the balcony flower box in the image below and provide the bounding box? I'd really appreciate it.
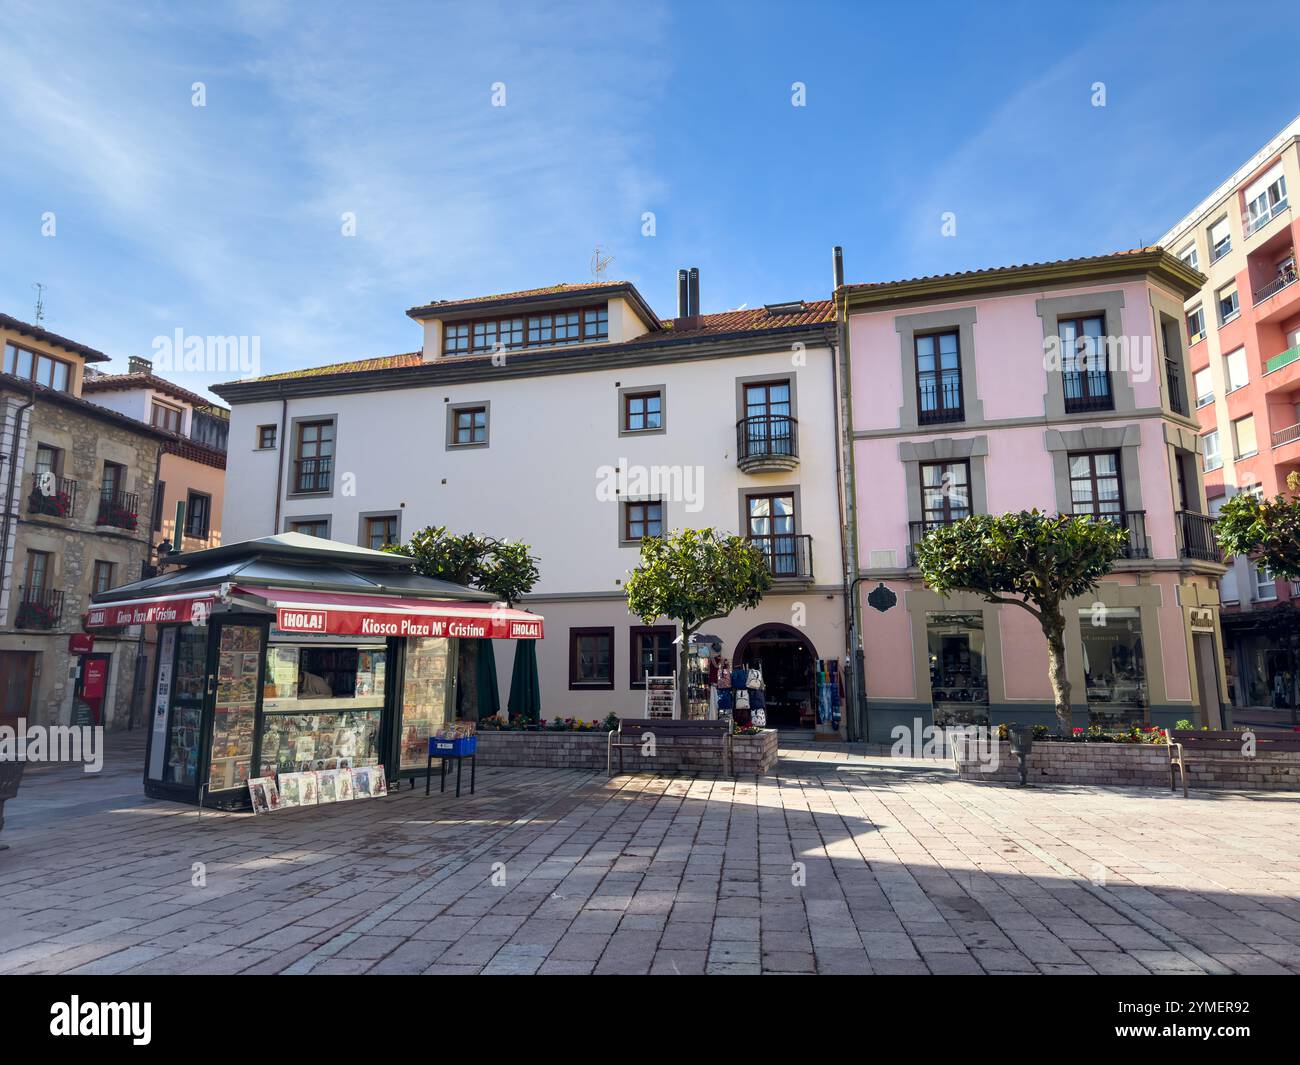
[16,599,58,630]
[98,502,139,530]
[28,487,72,518]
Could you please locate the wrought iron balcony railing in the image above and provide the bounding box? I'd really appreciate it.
[293,456,334,494]
[28,473,78,519]
[15,585,63,630]
[747,533,813,580]
[1178,510,1223,563]
[736,415,799,471]
[96,489,139,531]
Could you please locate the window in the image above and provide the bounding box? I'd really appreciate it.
[630,625,675,688]
[1068,451,1123,519]
[293,420,334,493]
[1244,164,1287,235]
[1254,563,1278,601]
[1080,607,1147,726]
[623,499,664,542]
[1186,306,1206,343]
[1193,367,1213,407]
[1179,244,1199,271]
[3,344,71,391]
[442,305,611,355]
[1224,348,1248,392]
[623,390,663,432]
[100,461,124,500]
[364,515,398,551]
[741,379,794,456]
[33,444,62,494]
[153,481,166,531]
[450,405,488,446]
[1232,414,1258,458]
[257,425,277,449]
[184,491,211,538]
[290,519,329,538]
[914,331,963,424]
[927,613,989,727]
[1202,429,1222,472]
[1217,284,1239,325]
[442,322,470,354]
[920,461,971,525]
[1059,315,1113,412]
[151,402,182,433]
[92,561,116,595]
[569,627,614,690]
[1209,217,1232,262]
[24,550,50,591]
[746,492,799,575]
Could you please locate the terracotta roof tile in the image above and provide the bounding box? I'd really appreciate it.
[82,370,221,409]
[251,352,423,382]
[840,248,1165,292]
[0,312,113,363]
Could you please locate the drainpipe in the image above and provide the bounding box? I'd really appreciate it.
[833,282,867,743]
[0,384,36,627]
[272,392,287,533]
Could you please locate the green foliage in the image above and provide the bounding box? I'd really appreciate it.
[913,510,1127,733]
[1214,474,1300,581]
[626,528,771,633]
[626,528,772,717]
[913,510,1128,611]
[387,525,540,604]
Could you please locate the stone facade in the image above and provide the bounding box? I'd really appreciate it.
[955,739,1300,791]
[0,381,165,729]
[473,729,779,776]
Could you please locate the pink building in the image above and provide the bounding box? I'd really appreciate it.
[839,250,1227,741]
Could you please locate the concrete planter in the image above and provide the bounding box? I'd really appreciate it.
[474,728,778,776]
[956,739,1300,791]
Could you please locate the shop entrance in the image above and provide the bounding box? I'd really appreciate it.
[733,623,816,729]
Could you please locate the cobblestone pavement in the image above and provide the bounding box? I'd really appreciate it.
[2,735,1299,975]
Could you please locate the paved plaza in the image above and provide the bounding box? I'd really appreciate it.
[2,734,1299,975]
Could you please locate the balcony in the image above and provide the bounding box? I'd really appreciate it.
[14,586,64,630]
[1102,510,1151,559]
[96,489,139,531]
[907,520,951,567]
[1252,261,1298,305]
[1273,422,1300,449]
[747,533,813,581]
[27,473,77,519]
[1062,372,1115,415]
[1164,359,1187,416]
[1178,510,1223,563]
[736,415,798,473]
[292,457,334,494]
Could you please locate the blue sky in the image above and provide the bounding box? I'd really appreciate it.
[1,0,1298,398]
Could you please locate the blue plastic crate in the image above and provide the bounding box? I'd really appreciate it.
[430,735,477,757]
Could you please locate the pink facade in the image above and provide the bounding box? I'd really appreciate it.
[841,252,1226,740]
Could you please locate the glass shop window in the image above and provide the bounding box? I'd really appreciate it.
[1080,607,1147,726]
[926,612,989,726]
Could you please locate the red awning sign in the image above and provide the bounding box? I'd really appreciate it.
[85,594,217,629]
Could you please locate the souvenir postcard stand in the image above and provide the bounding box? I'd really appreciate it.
[645,674,677,719]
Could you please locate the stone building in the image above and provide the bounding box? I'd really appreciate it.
[0,314,170,730]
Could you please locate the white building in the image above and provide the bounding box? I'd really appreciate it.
[213,272,850,729]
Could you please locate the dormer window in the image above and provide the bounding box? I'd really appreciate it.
[4,343,72,392]
[441,305,609,355]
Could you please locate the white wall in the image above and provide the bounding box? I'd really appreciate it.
[224,345,844,595]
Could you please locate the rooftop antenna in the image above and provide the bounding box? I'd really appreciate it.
[590,244,614,280]
[32,282,46,324]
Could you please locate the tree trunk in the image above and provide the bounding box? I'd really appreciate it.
[1041,612,1072,734]
[678,633,692,720]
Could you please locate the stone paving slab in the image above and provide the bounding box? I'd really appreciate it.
[1,736,1299,974]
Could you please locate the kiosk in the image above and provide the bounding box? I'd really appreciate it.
[84,533,543,811]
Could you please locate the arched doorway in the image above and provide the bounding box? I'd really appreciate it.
[732,623,817,730]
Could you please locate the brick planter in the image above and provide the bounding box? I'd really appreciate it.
[474,728,778,776]
[955,740,1300,791]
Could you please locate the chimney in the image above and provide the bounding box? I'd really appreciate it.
[832,246,844,289]
[128,355,153,375]
[673,267,701,330]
